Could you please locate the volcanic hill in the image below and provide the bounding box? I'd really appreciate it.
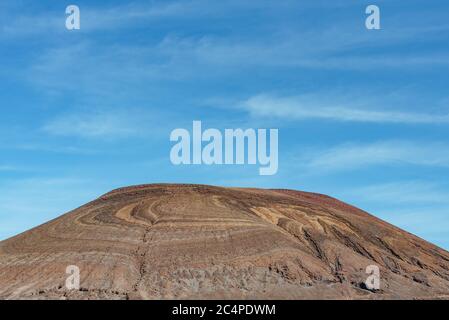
[1,184,449,299]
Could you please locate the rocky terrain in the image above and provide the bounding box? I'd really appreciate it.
[0,184,449,299]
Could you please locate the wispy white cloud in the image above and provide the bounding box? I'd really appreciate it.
[343,181,449,205]
[17,4,449,96]
[26,41,185,97]
[0,165,17,172]
[301,141,449,172]
[0,14,60,37]
[42,108,159,139]
[0,165,37,173]
[13,144,98,155]
[0,1,193,37]
[44,111,132,138]
[241,94,449,124]
[1,0,298,37]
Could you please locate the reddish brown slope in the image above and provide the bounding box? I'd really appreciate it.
[0,184,448,299]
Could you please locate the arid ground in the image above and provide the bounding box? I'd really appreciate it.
[1,184,448,299]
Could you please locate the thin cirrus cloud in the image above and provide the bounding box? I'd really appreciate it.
[42,107,174,140]
[241,94,449,124]
[42,109,149,139]
[1,0,291,37]
[302,141,449,172]
[13,2,449,96]
[343,181,449,205]
[0,165,18,172]
[0,1,194,37]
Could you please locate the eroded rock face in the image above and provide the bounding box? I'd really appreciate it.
[1,184,448,299]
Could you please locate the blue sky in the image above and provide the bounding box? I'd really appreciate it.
[1,0,449,249]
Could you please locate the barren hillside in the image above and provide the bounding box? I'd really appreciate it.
[1,184,448,299]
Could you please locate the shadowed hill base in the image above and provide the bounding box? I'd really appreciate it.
[1,184,449,299]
